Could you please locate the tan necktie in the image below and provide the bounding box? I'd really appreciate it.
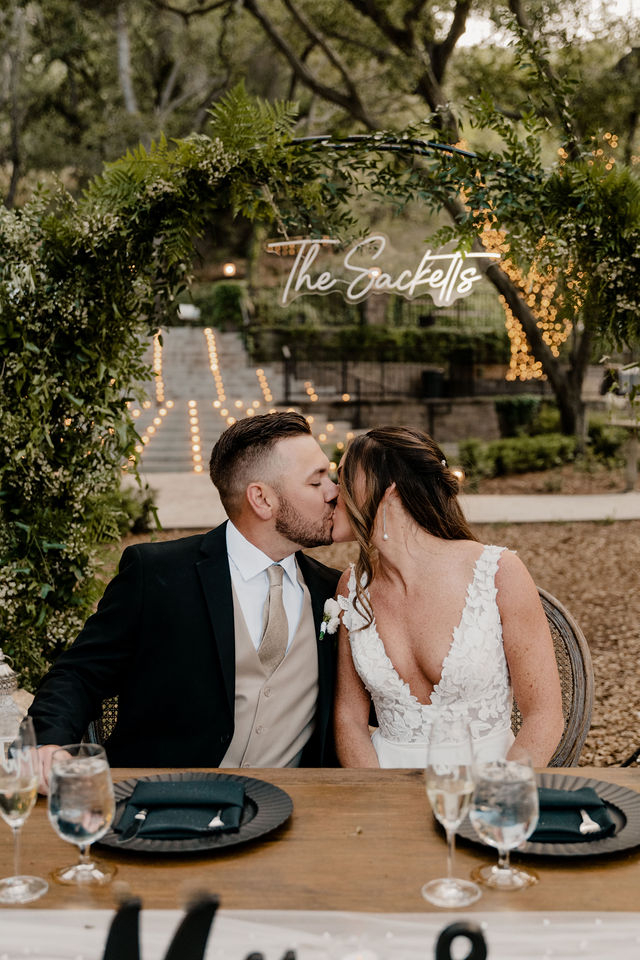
[258,564,288,677]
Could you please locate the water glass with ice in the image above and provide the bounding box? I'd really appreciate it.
[469,752,539,889]
[47,743,116,885]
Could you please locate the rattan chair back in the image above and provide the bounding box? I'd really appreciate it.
[511,588,593,766]
[85,695,118,746]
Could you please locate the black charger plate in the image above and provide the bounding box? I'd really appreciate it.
[97,771,293,855]
[457,772,640,857]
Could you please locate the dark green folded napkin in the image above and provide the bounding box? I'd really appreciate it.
[115,780,246,839]
[529,786,615,843]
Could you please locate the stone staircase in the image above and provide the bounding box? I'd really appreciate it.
[131,327,349,473]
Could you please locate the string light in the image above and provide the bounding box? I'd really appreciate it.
[128,394,173,467]
[480,221,569,381]
[483,133,621,380]
[188,400,203,473]
[256,368,274,404]
[204,328,226,402]
[152,331,165,403]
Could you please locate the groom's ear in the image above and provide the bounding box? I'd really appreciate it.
[245,481,277,520]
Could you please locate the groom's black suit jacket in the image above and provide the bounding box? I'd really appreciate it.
[29,523,341,767]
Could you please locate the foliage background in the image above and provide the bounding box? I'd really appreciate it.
[1,2,640,684]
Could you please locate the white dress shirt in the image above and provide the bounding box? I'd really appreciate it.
[226,522,304,652]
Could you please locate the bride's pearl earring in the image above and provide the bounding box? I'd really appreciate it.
[382,504,389,541]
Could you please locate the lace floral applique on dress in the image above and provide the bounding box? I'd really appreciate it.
[341,545,513,747]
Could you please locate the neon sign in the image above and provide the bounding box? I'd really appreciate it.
[267,234,500,307]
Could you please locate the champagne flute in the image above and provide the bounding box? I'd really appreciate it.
[47,743,116,885]
[469,752,539,890]
[0,715,48,904]
[422,716,481,907]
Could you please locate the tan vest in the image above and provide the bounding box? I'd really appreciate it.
[219,566,319,768]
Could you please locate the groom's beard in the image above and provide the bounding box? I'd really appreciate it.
[275,495,334,547]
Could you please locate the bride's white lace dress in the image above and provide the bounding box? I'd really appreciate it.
[339,544,515,767]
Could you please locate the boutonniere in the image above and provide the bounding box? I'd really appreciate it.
[319,598,341,641]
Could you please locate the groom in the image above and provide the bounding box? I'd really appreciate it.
[30,412,341,789]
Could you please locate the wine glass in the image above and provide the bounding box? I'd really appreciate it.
[422,716,481,907]
[0,715,48,903]
[47,743,116,885]
[469,752,539,890]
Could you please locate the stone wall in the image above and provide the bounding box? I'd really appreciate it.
[299,396,503,441]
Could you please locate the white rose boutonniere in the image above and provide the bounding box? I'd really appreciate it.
[319,597,341,641]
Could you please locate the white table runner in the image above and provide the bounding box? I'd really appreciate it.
[2,910,640,959]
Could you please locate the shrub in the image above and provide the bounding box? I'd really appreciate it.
[494,395,541,437]
[529,402,562,435]
[205,283,244,330]
[490,434,578,475]
[249,324,510,365]
[458,438,496,480]
[587,417,628,464]
[459,433,578,480]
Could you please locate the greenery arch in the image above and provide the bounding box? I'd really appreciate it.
[2,85,639,686]
[0,88,437,686]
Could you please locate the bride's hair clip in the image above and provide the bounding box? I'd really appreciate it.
[441,458,447,467]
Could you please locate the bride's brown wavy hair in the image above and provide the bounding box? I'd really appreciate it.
[340,426,477,624]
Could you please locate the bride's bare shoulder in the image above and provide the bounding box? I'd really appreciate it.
[494,547,538,596]
[337,564,354,598]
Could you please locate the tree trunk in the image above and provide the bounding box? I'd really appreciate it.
[484,255,590,442]
[116,2,138,115]
[4,8,25,209]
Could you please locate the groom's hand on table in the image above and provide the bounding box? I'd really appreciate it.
[36,745,63,796]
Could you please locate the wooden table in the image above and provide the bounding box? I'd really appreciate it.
[7,766,640,912]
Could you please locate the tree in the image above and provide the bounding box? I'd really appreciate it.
[0,0,279,200]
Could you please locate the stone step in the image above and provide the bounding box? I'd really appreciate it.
[128,326,353,472]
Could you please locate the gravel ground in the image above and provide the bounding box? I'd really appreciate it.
[123,463,640,768]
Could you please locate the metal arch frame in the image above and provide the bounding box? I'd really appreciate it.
[291,133,479,161]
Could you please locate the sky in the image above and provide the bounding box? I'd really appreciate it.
[459,1,640,46]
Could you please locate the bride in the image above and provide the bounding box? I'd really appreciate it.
[331,425,564,768]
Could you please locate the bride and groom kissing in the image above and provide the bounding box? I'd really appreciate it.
[31,412,563,791]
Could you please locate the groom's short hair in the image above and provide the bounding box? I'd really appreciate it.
[210,411,311,517]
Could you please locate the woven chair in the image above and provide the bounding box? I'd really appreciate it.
[85,696,119,746]
[87,589,593,765]
[511,588,594,767]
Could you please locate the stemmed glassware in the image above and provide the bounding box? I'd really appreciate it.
[0,715,48,903]
[469,751,539,890]
[422,716,481,907]
[47,743,116,885]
